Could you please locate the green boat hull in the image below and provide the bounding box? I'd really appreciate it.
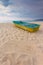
[13,21,40,32]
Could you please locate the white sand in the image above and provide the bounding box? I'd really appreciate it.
[0,22,43,65]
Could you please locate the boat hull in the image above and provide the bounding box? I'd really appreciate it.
[13,21,40,32]
[15,24,40,32]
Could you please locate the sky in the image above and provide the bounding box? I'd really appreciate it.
[0,0,43,22]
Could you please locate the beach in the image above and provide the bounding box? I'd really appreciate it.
[0,22,43,65]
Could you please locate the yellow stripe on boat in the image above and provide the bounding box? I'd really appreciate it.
[15,24,39,32]
[13,21,40,32]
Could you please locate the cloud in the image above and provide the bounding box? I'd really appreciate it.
[0,4,11,16]
[0,4,33,22]
[0,0,43,21]
[0,0,10,6]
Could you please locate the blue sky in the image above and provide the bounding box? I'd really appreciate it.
[0,0,43,22]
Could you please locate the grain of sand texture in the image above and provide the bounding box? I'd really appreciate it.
[0,22,43,65]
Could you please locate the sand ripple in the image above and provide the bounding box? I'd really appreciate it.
[0,22,43,65]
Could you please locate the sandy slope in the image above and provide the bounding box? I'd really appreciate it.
[0,22,43,65]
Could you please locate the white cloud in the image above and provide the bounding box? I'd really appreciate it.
[0,4,33,22]
[0,4,11,16]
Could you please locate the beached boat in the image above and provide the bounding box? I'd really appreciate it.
[13,21,40,32]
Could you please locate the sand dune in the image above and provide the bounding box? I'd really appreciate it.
[0,22,43,65]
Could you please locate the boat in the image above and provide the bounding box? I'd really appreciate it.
[13,21,40,32]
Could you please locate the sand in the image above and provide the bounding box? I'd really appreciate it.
[0,22,43,65]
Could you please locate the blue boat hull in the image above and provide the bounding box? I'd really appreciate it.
[13,21,40,32]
